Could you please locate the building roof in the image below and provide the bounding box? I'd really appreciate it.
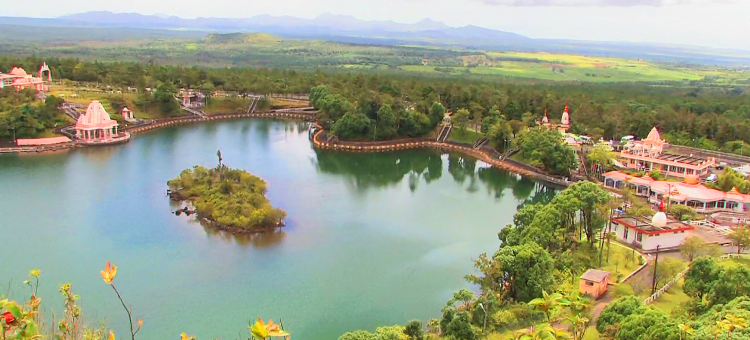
[604,171,750,203]
[9,67,27,76]
[16,136,71,146]
[76,101,118,129]
[613,215,694,235]
[580,269,610,282]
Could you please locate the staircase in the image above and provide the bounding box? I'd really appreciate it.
[473,137,489,149]
[436,124,452,142]
[247,96,259,114]
[181,105,207,118]
[61,103,83,120]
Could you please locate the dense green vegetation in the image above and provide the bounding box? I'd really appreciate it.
[594,256,750,340]
[167,159,286,231]
[2,55,750,157]
[0,89,69,139]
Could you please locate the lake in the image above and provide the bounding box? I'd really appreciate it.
[0,119,554,340]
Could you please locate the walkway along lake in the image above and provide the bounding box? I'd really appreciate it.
[0,119,555,340]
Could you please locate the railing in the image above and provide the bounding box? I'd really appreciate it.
[643,266,690,305]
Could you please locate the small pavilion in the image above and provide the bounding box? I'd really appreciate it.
[121,107,136,123]
[75,101,120,142]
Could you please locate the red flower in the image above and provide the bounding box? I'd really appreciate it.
[1,311,15,324]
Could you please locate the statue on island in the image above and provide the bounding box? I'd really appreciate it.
[167,150,287,233]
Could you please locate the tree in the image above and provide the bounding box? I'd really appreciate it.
[667,205,698,222]
[375,104,397,139]
[528,291,568,322]
[728,226,750,254]
[495,242,555,303]
[680,237,710,262]
[565,181,611,247]
[445,311,476,340]
[708,265,750,307]
[516,127,577,176]
[587,144,615,168]
[453,108,470,132]
[332,112,372,139]
[684,256,721,301]
[616,308,679,340]
[309,85,330,108]
[655,258,686,289]
[450,289,475,311]
[596,296,643,334]
[404,320,424,340]
[429,102,446,127]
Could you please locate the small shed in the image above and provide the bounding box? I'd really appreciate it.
[579,269,610,299]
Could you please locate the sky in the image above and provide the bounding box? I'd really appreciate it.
[2,0,749,50]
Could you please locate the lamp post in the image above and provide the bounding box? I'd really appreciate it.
[478,303,487,335]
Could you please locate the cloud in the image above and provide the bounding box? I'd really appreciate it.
[478,0,733,6]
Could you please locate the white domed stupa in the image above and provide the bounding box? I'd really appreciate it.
[652,201,668,228]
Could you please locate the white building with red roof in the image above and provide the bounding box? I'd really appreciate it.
[611,202,694,252]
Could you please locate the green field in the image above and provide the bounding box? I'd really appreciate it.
[3,30,748,85]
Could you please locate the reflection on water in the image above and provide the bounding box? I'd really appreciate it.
[197,218,288,248]
[314,147,545,201]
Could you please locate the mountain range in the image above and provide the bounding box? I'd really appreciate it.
[54,11,530,43]
[2,11,750,65]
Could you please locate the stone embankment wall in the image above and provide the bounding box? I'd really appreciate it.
[311,128,570,187]
[0,112,313,154]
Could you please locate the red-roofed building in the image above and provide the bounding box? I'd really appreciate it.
[604,170,750,213]
[537,106,571,133]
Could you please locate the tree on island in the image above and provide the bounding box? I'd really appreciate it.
[167,163,286,231]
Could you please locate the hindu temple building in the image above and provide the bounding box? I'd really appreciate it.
[603,171,750,213]
[538,106,571,133]
[611,201,695,252]
[74,101,130,144]
[0,63,50,92]
[618,127,716,178]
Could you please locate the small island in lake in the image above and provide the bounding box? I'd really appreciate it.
[167,153,287,233]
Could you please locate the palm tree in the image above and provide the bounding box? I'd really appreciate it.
[720,314,747,340]
[678,323,694,340]
[505,325,571,340]
[566,315,590,340]
[529,291,569,322]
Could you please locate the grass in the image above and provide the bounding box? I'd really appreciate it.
[598,242,643,282]
[402,52,710,83]
[649,278,690,314]
[582,326,600,340]
[449,128,483,144]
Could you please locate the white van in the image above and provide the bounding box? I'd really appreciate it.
[621,135,635,142]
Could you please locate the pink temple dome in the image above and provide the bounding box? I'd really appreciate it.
[9,67,28,76]
[645,127,662,142]
[76,101,118,129]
